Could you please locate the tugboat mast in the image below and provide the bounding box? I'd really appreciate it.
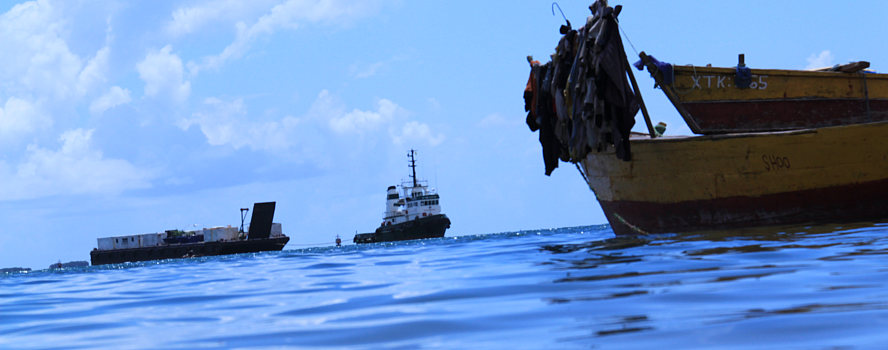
[408,149,418,188]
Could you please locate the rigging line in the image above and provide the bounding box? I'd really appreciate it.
[574,163,588,185]
[611,8,639,57]
[618,25,639,58]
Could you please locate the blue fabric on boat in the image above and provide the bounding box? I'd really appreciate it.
[735,65,752,88]
[633,56,673,85]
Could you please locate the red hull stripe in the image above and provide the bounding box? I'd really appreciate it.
[683,99,888,134]
[599,178,888,235]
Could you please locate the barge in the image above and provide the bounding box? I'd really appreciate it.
[90,202,289,265]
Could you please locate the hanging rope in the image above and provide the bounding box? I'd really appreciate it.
[612,213,649,235]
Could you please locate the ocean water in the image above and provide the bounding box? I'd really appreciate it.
[3,222,888,349]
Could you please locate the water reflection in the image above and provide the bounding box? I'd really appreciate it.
[742,302,880,318]
[596,314,653,337]
[665,221,885,243]
[3,222,887,348]
[540,221,888,346]
[541,235,652,254]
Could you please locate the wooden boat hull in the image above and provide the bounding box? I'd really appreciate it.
[581,121,888,235]
[670,65,888,134]
[90,236,290,265]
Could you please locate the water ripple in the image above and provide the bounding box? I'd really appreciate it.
[1,223,887,349]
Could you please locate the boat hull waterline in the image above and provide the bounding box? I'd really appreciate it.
[581,121,888,235]
[354,214,450,244]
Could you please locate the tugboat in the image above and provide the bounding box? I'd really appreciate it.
[353,150,451,244]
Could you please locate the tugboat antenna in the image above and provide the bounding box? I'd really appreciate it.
[408,149,418,188]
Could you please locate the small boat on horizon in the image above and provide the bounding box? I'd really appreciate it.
[353,150,451,244]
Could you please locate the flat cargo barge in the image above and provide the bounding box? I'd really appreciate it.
[90,202,289,265]
[90,236,288,265]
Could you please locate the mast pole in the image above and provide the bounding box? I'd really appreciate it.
[609,9,655,138]
[624,55,657,138]
[638,51,703,134]
[409,149,418,188]
[239,208,249,233]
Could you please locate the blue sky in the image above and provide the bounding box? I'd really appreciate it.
[1,0,886,269]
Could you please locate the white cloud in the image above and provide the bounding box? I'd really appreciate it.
[312,90,441,146]
[166,0,277,37]
[328,96,403,134]
[349,55,408,79]
[305,89,344,119]
[0,129,153,201]
[89,86,132,114]
[0,97,52,140]
[189,0,384,74]
[392,121,445,147]
[0,0,110,100]
[806,50,834,70]
[181,90,436,155]
[427,97,441,112]
[137,45,191,103]
[179,97,302,151]
[77,46,110,96]
[350,61,384,79]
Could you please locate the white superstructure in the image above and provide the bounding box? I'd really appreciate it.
[380,150,443,227]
